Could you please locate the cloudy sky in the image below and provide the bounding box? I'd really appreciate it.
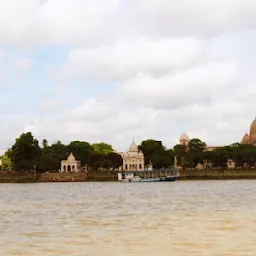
[1,0,256,153]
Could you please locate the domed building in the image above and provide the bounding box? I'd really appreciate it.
[178,132,223,152]
[118,141,145,171]
[241,118,256,146]
[61,153,81,172]
[179,132,190,146]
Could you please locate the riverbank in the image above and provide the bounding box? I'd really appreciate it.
[1,169,256,183]
[0,172,35,183]
[179,169,256,180]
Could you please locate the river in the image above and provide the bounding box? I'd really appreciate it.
[0,180,255,255]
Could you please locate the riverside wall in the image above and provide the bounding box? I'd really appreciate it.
[38,172,88,182]
[179,169,256,180]
[1,169,256,183]
[0,171,35,183]
[0,171,88,183]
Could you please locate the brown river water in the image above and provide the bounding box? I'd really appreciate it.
[0,180,255,256]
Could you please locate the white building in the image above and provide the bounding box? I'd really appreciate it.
[118,141,145,171]
[61,153,81,173]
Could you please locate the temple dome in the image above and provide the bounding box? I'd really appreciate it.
[241,133,250,144]
[179,132,190,142]
[250,118,256,136]
[251,133,256,144]
[129,142,138,152]
[67,153,76,161]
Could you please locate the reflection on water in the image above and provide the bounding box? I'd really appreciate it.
[0,180,256,255]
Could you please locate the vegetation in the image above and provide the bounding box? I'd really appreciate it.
[1,132,122,172]
[0,154,13,170]
[1,132,256,173]
[139,139,174,168]
[174,140,256,169]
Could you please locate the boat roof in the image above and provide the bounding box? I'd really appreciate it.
[118,167,178,174]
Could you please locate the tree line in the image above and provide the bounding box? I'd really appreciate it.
[1,132,256,172]
[173,139,256,169]
[0,132,122,172]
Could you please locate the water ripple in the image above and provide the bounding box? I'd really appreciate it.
[0,180,256,255]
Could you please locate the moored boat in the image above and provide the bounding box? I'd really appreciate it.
[117,168,180,182]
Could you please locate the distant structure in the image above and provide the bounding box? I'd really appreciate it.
[241,118,256,146]
[179,132,190,146]
[178,132,222,151]
[118,140,145,171]
[177,118,256,169]
[60,153,81,173]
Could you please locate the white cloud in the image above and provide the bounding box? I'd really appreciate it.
[0,0,256,46]
[0,0,120,46]
[1,0,256,153]
[23,58,244,150]
[120,61,238,108]
[125,0,256,38]
[9,57,31,75]
[67,37,204,81]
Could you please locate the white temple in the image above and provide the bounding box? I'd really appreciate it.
[60,153,81,173]
[118,141,145,171]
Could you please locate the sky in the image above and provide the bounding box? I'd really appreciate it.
[1,0,256,153]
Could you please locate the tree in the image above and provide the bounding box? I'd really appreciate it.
[90,152,106,169]
[173,144,187,157]
[185,151,204,168]
[139,139,166,166]
[230,143,256,168]
[107,152,123,169]
[210,147,231,168]
[1,154,13,170]
[92,143,114,155]
[66,141,92,165]
[8,132,41,171]
[42,139,48,148]
[37,140,68,171]
[173,144,187,166]
[188,138,206,153]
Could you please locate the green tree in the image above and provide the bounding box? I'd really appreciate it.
[230,143,256,168]
[37,140,68,172]
[139,139,166,166]
[92,143,114,155]
[210,147,231,168]
[42,139,48,148]
[107,152,123,169]
[37,140,57,172]
[8,132,41,171]
[185,151,204,168]
[173,144,187,166]
[90,152,106,169]
[1,154,13,170]
[66,141,92,165]
[188,138,206,152]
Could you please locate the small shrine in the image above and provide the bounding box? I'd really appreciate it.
[60,153,81,173]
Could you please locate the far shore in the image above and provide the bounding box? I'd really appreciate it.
[1,169,256,183]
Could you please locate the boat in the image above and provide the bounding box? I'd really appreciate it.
[117,168,180,183]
